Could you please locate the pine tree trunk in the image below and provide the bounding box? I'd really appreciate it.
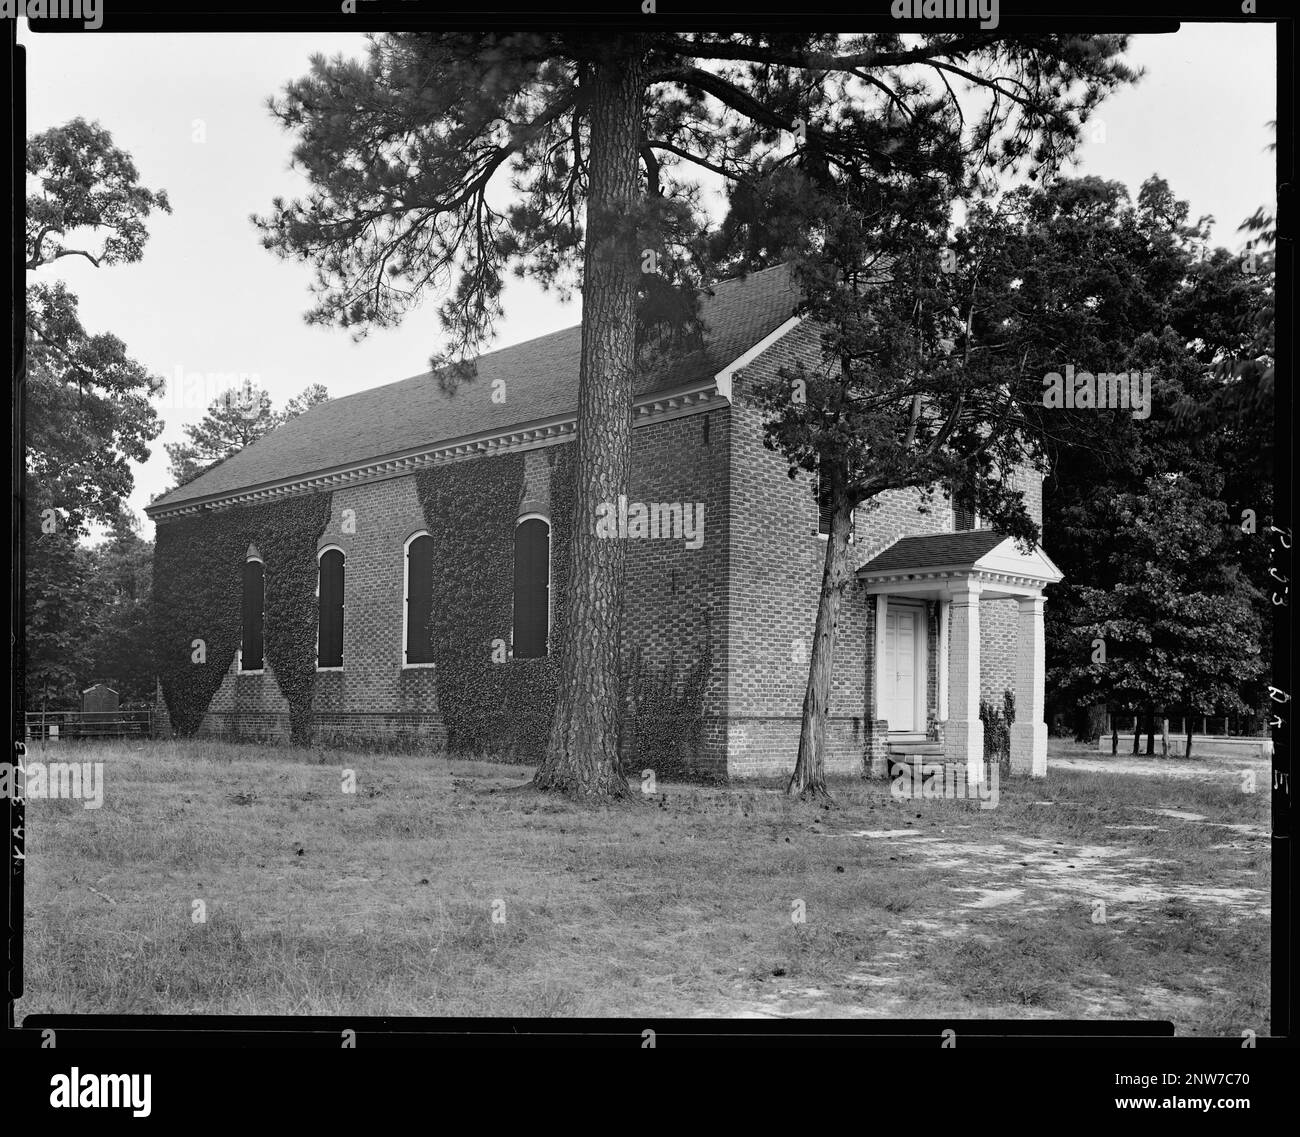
[533,46,644,801]
[1145,705,1155,755]
[787,498,854,802]
[1160,715,1170,757]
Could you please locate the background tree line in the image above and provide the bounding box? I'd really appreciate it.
[23,117,327,709]
[23,42,1273,784]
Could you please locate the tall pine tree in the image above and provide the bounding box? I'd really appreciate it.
[255,32,1137,798]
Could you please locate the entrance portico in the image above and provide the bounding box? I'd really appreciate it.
[858,531,1063,782]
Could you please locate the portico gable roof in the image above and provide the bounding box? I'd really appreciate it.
[857,530,1063,598]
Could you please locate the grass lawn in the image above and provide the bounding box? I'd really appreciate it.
[17,738,1270,1031]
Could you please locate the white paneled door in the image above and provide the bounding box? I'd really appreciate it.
[884,606,920,733]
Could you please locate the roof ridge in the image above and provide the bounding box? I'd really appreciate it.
[149,262,800,513]
[281,263,796,415]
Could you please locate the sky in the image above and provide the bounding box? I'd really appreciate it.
[19,23,1277,536]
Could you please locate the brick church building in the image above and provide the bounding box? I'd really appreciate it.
[146,263,1061,781]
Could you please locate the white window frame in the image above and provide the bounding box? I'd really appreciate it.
[401,530,437,669]
[512,513,553,659]
[237,554,265,674]
[316,544,345,672]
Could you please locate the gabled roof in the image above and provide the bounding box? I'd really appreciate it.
[858,529,1009,575]
[147,263,800,514]
[857,529,1063,589]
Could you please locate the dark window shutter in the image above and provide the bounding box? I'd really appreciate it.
[818,498,835,537]
[513,519,550,659]
[241,560,264,671]
[954,505,975,531]
[815,468,847,538]
[318,549,344,667]
[405,535,435,664]
[815,470,832,536]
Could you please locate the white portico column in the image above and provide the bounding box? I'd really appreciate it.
[873,594,889,726]
[936,599,950,724]
[1010,594,1048,777]
[944,579,984,784]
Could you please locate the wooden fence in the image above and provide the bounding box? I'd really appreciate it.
[25,710,154,741]
[1103,713,1265,737]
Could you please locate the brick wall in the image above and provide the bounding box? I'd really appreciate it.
[979,599,1018,705]
[720,323,856,776]
[722,318,1047,777]
[311,475,442,718]
[195,472,440,742]
[184,408,731,768]
[980,462,1045,707]
[724,321,973,776]
[621,407,731,775]
[174,320,1048,775]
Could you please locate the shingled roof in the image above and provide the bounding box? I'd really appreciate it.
[148,263,800,513]
[857,529,1010,575]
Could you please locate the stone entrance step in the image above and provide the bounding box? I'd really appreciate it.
[887,742,945,758]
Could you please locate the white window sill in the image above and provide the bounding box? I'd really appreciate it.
[238,669,265,676]
[316,666,344,673]
[402,662,437,670]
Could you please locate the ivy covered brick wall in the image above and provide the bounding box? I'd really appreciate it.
[153,493,331,742]
[415,426,722,771]
[152,412,724,771]
[415,447,574,760]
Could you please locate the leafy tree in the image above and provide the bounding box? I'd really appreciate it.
[27,511,157,711]
[27,117,172,272]
[85,513,156,707]
[1054,476,1264,757]
[24,119,170,710]
[164,382,330,487]
[255,31,1137,799]
[26,118,171,533]
[1197,118,1277,423]
[730,157,1200,797]
[24,529,98,711]
[1043,177,1274,741]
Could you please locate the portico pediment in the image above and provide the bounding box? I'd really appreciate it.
[856,531,1063,599]
[861,529,1057,779]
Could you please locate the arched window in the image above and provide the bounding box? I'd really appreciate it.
[513,516,550,659]
[240,558,264,671]
[404,532,436,666]
[317,547,345,669]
